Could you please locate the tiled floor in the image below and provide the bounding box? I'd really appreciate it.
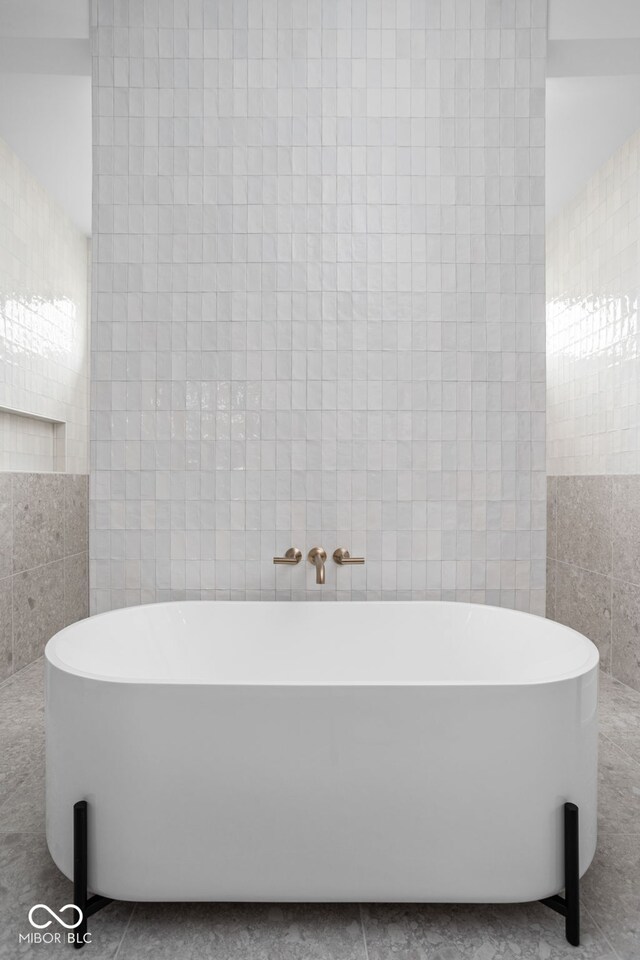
[1,661,638,959]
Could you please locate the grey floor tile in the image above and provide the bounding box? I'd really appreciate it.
[0,659,44,807]
[599,673,640,764]
[118,903,366,960]
[361,902,616,960]
[582,832,640,960]
[0,832,133,958]
[0,657,45,708]
[0,768,44,834]
[0,738,43,811]
[598,736,640,835]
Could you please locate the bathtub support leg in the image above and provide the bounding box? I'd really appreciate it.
[540,802,580,946]
[73,800,113,950]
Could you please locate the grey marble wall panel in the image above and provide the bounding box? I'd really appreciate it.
[555,562,612,672]
[64,474,88,557]
[612,579,640,693]
[546,476,557,562]
[556,476,612,575]
[12,473,64,573]
[546,558,556,622]
[0,473,88,680]
[548,475,640,690]
[612,477,640,587]
[12,561,65,672]
[0,576,11,682]
[0,476,11,581]
[64,552,89,625]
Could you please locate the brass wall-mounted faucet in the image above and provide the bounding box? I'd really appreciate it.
[273,546,365,584]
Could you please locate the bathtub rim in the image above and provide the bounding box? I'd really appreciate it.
[45,599,600,688]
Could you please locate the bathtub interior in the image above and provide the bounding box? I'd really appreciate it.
[45,601,599,686]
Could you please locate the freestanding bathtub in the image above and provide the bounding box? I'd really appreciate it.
[45,601,598,908]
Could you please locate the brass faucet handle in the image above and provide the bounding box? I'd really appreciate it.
[273,547,303,565]
[333,548,365,565]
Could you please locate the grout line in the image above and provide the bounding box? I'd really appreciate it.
[0,654,44,691]
[0,772,31,821]
[551,558,617,580]
[358,904,370,960]
[113,903,137,959]
[600,730,640,772]
[581,901,623,960]
[603,671,640,703]
[13,549,88,579]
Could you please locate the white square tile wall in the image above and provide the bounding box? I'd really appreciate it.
[0,412,59,473]
[0,137,90,474]
[91,0,547,614]
[547,128,640,476]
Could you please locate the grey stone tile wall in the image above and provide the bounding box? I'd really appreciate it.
[0,473,88,682]
[547,475,640,691]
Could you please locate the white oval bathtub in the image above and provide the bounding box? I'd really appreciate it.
[45,601,598,903]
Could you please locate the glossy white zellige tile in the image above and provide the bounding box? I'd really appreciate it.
[547,128,640,477]
[90,0,547,615]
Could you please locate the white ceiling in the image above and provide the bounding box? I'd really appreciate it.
[546,76,640,221]
[0,0,88,39]
[548,0,640,40]
[0,0,639,233]
[0,74,91,234]
[0,0,91,235]
[547,0,640,221]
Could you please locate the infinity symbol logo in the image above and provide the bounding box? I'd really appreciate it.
[28,904,84,930]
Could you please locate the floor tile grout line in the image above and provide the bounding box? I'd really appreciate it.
[603,671,640,703]
[113,902,137,959]
[0,764,41,819]
[0,654,44,692]
[358,904,370,960]
[581,900,623,960]
[600,730,640,771]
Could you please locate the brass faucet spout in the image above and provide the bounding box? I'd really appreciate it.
[307,547,327,585]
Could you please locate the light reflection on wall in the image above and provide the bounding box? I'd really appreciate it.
[0,135,89,473]
[547,129,640,475]
[1,296,76,359]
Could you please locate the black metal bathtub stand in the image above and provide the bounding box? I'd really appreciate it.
[70,799,581,949]
[539,801,580,946]
[72,801,112,949]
